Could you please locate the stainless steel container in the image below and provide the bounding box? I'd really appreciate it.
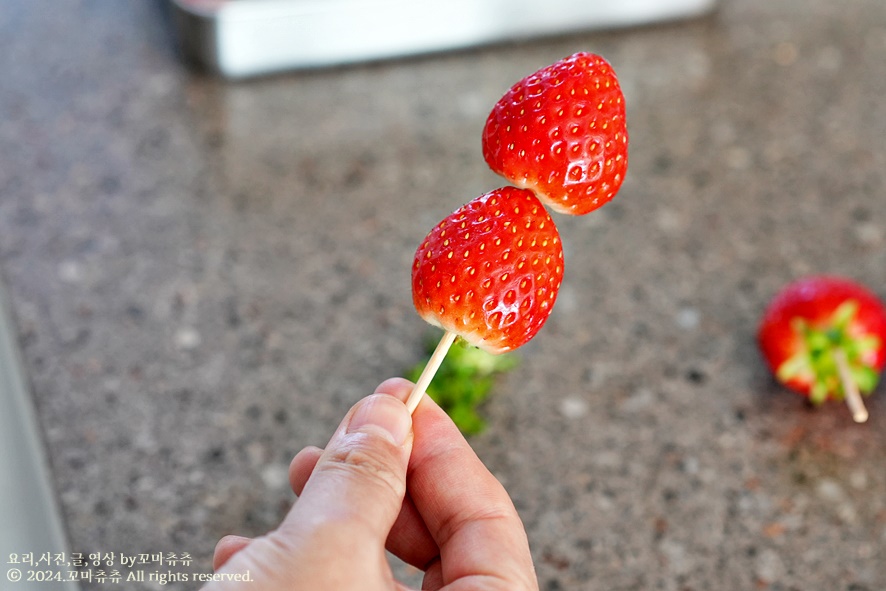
[171,0,719,77]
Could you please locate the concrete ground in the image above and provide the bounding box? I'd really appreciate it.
[1,1,885,589]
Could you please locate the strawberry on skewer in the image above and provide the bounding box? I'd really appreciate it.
[406,53,627,413]
[406,187,564,412]
[482,52,628,216]
[758,275,886,422]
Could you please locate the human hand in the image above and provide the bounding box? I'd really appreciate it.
[205,378,538,590]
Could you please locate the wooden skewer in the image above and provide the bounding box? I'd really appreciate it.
[405,330,458,414]
[834,348,869,423]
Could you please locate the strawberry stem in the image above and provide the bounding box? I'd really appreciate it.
[834,347,869,423]
[406,330,458,414]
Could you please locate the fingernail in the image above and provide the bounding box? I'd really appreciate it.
[347,395,412,446]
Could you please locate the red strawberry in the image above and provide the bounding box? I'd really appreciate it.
[412,186,564,354]
[757,275,886,422]
[482,52,628,216]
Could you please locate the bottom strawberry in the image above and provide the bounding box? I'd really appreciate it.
[412,186,564,355]
[757,275,886,422]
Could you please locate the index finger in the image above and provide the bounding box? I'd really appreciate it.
[408,394,538,590]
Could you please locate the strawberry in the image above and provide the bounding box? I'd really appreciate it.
[757,275,886,422]
[412,186,564,354]
[482,52,628,216]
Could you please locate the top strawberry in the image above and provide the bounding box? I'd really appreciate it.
[482,52,628,216]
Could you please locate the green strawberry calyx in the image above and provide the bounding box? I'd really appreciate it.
[776,300,881,406]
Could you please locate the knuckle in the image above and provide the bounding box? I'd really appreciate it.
[321,436,406,498]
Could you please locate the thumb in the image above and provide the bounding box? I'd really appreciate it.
[284,393,413,543]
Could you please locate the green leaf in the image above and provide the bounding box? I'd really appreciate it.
[776,352,810,382]
[810,382,829,405]
[851,335,881,357]
[831,300,859,329]
[851,366,880,394]
[405,333,520,435]
[448,405,487,436]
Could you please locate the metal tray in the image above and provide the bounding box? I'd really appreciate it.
[171,0,718,78]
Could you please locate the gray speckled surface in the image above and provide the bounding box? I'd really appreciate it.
[2,1,886,590]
